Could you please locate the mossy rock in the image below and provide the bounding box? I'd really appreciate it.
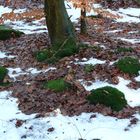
[0,66,8,83]
[43,78,71,92]
[84,64,94,73]
[87,86,127,111]
[0,25,24,40]
[116,47,133,53]
[116,57,140,75]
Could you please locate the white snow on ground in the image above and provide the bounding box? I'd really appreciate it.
[0,51,15,59]
[105,29,122,33]
[4,20,48,34]
[0,90,140,140]
[117,38,140,44]
[0,6,26,17]
[107,8,140,23]
[135,73,140,82]
[80,77,140,107]
[7,68,27,81]
[7,67,56,81]
[118,8,140,17]
[76,58,106,65]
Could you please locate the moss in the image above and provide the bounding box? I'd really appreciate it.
[35,49,53,62]
[0,82,11,87]
[0,25,24,40]
[43,78,71,92]
[87,86,127,111]
[0,66,8,83]
[84,64,94,73]
[36,37,79,63]
[53,37,79,59]
[116,57,140,75]
[116,47,133,53]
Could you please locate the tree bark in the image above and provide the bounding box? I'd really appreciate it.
[80,8,87,34]
[44,0,76,48]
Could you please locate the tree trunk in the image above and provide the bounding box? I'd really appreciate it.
[44,0,76,49]
[80,8,87,34]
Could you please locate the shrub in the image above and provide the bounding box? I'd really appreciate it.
[0,25,24,40]
[43,78,71,92]
[87,86,127,111]
[0,66,8,83]
[116,57,140,75]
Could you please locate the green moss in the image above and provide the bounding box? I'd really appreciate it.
[0,82,11,87]
[43,78,71,92]
[84,64,94,73]
[0,66,8,83]
[53,37,79,59]
[116,57,140,75]
[78,43,101,51]
[116,47,133,53]
[35,37,79,63]
[0,25,24,40]
[87,86,127,111]
[35,49,53,62]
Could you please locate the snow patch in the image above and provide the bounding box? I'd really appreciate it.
[77,58,106,65]
[0,51,16,59]
[117,38,140,44]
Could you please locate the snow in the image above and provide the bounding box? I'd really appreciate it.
[135,73,140,82]
[105,29,122,33]
[80,77,140,107]
[0,6,26,17]
[7,67,56,81]
[106,8,140,23]
[77,58,106,65]
[4,20,48,34]
[117,38,140,44]
[0,51,15,59]
[118,8,140,17]
[0,90,140,140]
[7,68,27,81]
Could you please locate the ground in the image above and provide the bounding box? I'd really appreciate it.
[0,0,140,140]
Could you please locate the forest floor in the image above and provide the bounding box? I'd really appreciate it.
[0,0,140,140]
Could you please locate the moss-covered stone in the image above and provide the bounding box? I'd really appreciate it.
[84,64,94,73]
[87,86,127,111]
[0,66,8,83]
[43,78,71,92]
[0,25,24,40]
[116,57,140,75]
